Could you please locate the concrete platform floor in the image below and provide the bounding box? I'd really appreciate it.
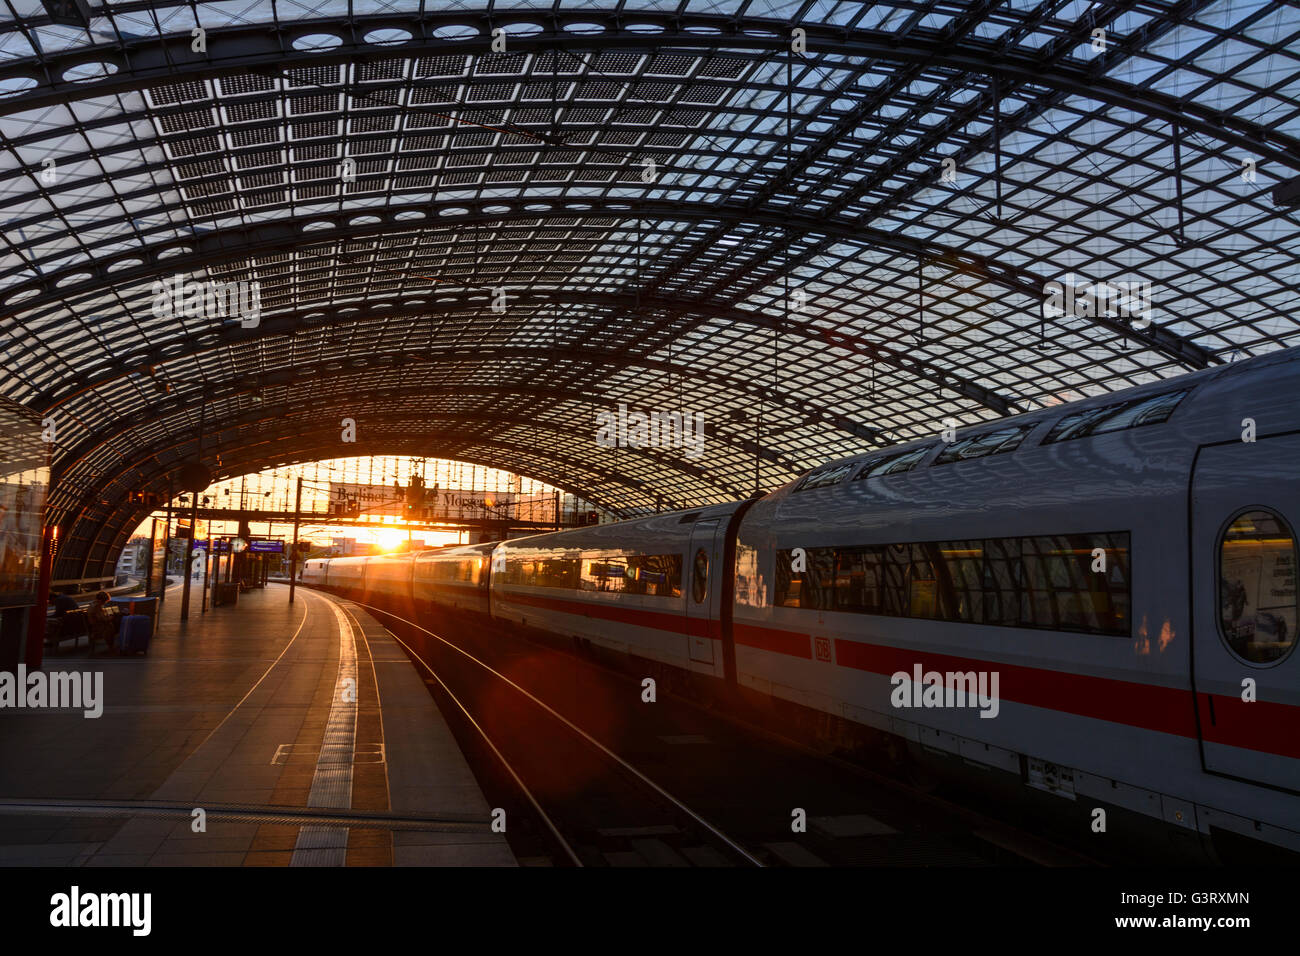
[0,582,515,867]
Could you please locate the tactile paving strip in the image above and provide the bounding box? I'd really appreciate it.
[291,597,360,866]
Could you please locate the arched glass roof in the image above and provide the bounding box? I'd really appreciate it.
[0,0,1297,579]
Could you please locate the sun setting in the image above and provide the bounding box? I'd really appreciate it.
[365,526,463,553]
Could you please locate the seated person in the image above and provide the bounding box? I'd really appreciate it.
[86,592,120,652]
[52,592,78,617]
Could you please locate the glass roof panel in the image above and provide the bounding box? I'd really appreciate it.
[0,0,1294,575]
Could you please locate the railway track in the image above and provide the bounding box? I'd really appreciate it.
[343,596,1099,867]
[345,598,762,867]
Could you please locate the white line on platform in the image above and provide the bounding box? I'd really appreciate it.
[291,595,358,867]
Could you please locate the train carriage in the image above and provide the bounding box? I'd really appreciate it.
[732,346,1300,856]
[489,502,749,677]
[298,346,1300,860]
[319,555,368,593]
[365,553,414,605]
[299,558,332,589]
[413,542,496,614]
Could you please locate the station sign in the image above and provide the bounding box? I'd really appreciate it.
[248,540,284,553]
[328,482,518,520]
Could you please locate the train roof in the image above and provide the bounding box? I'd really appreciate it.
[414,542,498,558]
[782,345,1300,496]
[498,499,747,549]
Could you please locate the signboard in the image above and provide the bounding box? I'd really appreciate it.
[0,397,49,609]
[328,482,404,517]
[249,540,284,553]
[428,489,518,519]
[328,482,518,520]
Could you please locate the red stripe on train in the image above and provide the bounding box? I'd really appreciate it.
[829,637,1196,739]
[495,590,1298,759]
[1196,693,1300,760]
[733,622,813,658]
[497,588,717,639]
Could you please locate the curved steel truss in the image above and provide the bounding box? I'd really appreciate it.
[0,0,1297,579]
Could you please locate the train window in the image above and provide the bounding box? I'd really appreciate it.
[794,461,854,492]
[537,557,580,589]
[936,541,985,622]
[900,542,978,621]
[1044,389,1188,444]
[1043,406,1112,443]
[692,549,709,603]
[1091,390,1187,434]
[853,446,932,480]
[774,550,799,607]
[581,553,682,598]
[809,548,836,609]
[504,557,534,586]
[1219,510,1297,665]
[626,554,683,598]
[981,537,1021,626]
[834,547,885,613]
[430,559,475,583]
[880,543,910,617]
[624,557,645,594]
[776,548,836,609]
[933,426,1032,465]
[1019,533,1130,635]
[584,557,627,592]
[908,543,940,618]
[734,541,763,608]
[776,533,1130,636]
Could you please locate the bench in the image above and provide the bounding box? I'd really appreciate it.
[44,609,89,655]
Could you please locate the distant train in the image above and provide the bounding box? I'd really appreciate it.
[302,347,1300,862]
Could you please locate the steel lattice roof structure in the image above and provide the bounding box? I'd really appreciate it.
[0,0,1297,582]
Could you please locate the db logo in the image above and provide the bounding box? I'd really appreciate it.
[814,635,832,663]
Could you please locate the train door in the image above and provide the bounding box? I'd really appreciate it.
[1190,435,1300,792]
[686,518,721,665]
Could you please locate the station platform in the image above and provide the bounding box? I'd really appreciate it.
[0,582,515,867]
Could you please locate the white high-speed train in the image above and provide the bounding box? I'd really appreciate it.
[302,347,1300,861]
